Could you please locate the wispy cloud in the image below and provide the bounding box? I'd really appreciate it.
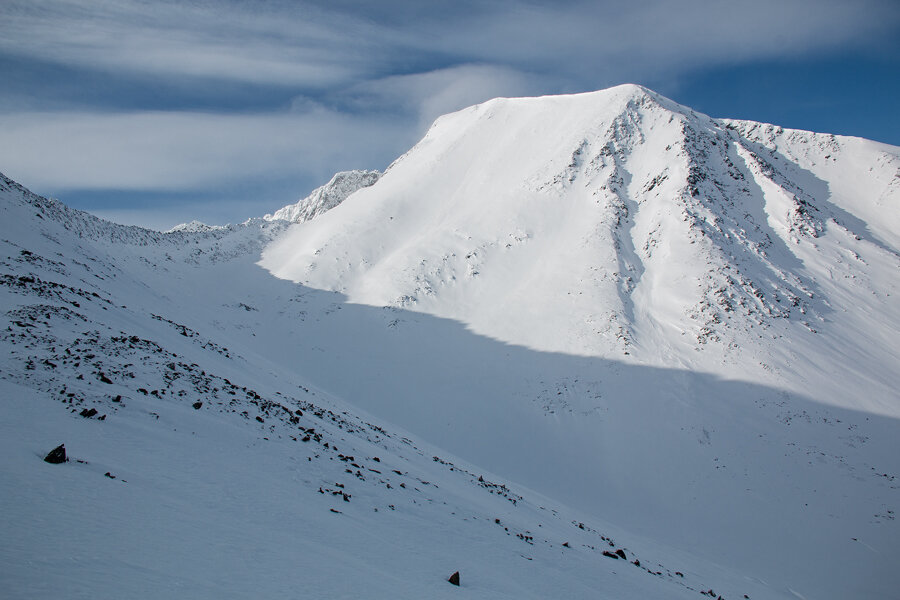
[0,0,897,225]
[0,107,411,191]
[0,0,383,87]
[4,0,895,91]
[343,64,549,130]
[412,0,898,79]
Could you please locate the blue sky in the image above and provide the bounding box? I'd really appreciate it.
[1,0,898,230]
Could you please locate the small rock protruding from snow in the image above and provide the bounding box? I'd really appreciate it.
[44,444,67,464]
[265,170,381,223]
[448,571,460,586]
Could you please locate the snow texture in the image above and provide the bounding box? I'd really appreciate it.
[2,85,899,600]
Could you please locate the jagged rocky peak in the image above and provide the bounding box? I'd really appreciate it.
[265,169,382,224]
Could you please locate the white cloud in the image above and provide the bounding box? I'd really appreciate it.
[0,108,411,192]
[0,0,378,87]
[2,0,895,91]
[408,0,899,82]
[345,64,549,131]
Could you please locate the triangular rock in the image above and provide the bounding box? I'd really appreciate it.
[44,444,67,464]
[448,571,460,586]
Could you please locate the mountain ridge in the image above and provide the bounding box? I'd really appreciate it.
[261,84,900,415]
[265,169,381,224]
[2,85,898,599]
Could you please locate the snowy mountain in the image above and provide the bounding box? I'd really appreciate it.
[262,85,899,411]
[166,219,227,233]
[2,85,899,600]
[264,169,381,223]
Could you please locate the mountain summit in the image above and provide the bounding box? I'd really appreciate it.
[262,83,899,411]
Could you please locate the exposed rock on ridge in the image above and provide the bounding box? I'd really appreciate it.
[265,170,381,223]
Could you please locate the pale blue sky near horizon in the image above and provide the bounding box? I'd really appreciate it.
[1,0,898,231]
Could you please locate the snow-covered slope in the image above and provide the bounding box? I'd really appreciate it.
[2,169,758,600]
[265,169,381,223]
[256,85,900,598]
[261,85,900,415]
[2,84,899,600]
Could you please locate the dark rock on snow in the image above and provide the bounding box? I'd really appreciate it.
[448,571,460,586]
[44,444,67,464]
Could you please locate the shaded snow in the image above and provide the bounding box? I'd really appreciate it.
[2,84,899,600]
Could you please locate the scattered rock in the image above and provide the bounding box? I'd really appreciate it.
[602,550,619,559]
[104,472,115,479]
[448,571,460,586]
[193,401,203,409]
[79,408,98,418]
[615,548,627,560]
[44,444,67,464]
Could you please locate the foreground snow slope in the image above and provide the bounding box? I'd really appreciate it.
[1,173,764,600]
[3,83,899,599]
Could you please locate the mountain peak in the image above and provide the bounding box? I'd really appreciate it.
[262,85,900,409]
[265,169,381,224]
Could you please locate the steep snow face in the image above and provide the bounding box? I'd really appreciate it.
[3,85,900,600]
[261,84,900,415]
[265,169,381,223]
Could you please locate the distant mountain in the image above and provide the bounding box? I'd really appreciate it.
[2,85,899,600]
[265,169,381,223]
[166,219,226,233]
